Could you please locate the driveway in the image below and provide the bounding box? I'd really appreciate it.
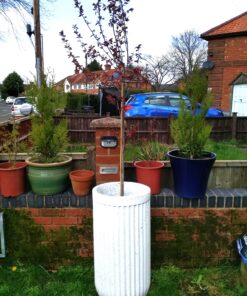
[0,101,12,122]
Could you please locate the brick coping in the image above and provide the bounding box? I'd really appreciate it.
[125,160,247,168]
[0,188,247,209]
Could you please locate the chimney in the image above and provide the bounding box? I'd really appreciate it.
[74,66,80,74]
[104,64,111,70]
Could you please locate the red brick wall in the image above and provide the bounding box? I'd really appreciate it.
[27,208,92,231]
[207,36,247,111]
[21,207,247,266]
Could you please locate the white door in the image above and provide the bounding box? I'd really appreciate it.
[232,84,247,116]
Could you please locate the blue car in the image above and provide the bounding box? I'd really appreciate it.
[124,92,224,117]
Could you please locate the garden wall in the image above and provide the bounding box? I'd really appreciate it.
[1,189,247,268]
[125,160,247,189]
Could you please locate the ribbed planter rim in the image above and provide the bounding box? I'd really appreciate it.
[93,181,151,206]
[25,155,72,167]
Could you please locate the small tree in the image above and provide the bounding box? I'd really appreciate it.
[60,0,142,195]
[171,68,212,159]
[27,81,68,163]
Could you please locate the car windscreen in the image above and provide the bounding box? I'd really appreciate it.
[126,96,137,104]
[14,98,27,104]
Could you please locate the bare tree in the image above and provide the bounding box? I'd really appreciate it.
[141,54,175,91]
[0,0,31,19]
[168,30,207,80]
[0,0,31,38]
[0,0,54,39]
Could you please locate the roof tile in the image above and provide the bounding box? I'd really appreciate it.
[201,11,247,39]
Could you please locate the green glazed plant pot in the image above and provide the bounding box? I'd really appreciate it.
[25,155,72,195]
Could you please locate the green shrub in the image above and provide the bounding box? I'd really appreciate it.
[171,68,213,159]
[28,83,69,163]
[136,141,168,160]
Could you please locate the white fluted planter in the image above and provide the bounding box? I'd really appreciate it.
[93,182,151,296]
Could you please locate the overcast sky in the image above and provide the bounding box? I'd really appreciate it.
[0,0,246,84]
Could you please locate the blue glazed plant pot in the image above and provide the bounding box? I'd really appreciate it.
[167,149,216,199]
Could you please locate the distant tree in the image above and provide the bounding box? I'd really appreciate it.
[141,55,175,91]
[86,60,102,71]
[168,30,207,80]
[2,72,24,97]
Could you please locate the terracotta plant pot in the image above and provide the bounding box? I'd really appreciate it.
[134,160,164,195]
[69,169,95,196]
[0,162,27,197]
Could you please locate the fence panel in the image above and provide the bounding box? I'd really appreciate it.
[51,115,247,145]
[0,118,31,150]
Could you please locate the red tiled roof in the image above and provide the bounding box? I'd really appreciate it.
[201,11,247,40]
[64,67,148,86]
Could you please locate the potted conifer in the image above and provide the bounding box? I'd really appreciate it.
[0,119,27,197]
[25,81,72,195]
[167,68,216,199]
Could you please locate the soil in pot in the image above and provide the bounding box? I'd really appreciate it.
[69,169,95,196]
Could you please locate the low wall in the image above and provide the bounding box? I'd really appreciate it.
[1,150,247,267]
[125,160,247,189]
[1,188,247,267]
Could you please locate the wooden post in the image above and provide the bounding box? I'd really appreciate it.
[120,82,125,196]
[33,0,43,87]
[232,112,237,140]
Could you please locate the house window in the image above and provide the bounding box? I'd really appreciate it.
[88,84,94,89]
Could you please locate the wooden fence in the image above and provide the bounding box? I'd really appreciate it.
[0,118,31,150]
[1,115,246,148]
[53,113,247,144]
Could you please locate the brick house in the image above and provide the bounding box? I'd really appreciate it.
[201,11,247,114]
[55,65,152,95]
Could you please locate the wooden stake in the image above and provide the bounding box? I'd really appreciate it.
[120,82,125,196]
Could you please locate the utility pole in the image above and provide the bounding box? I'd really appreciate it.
[33,0,43,87]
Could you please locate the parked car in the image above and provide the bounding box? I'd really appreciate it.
[5,96,16,104]
[124,92,224,117]
[11,97,36,116]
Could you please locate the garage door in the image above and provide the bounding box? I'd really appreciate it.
[232,84,247,116]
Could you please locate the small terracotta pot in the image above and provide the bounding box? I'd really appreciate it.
[0,162,27,197]
[69,169,95,196]
[134,160,164,195]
